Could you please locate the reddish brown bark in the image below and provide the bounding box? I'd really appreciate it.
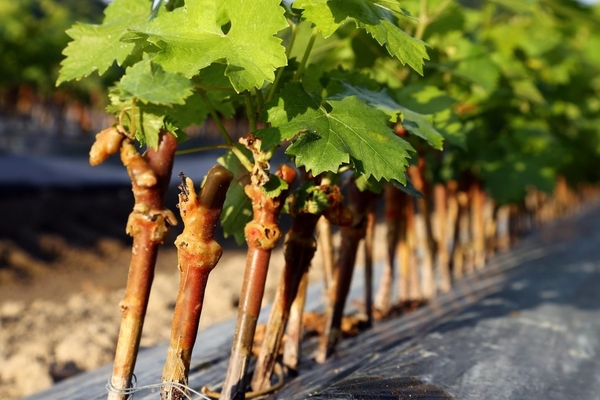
[363,200,376,327]
[317,216,335,300]
[452,190,470,279]
[400,191,421,302]
[316,180,375,363]
[470,182,486,270]
[282,270,309,372]
[483,195,496,257]
[495,205,511,252]
[250,212,319,391]
[407,162,436,299]
[433,184,451,293]
[108,132,178,400]
[374,185,402,316]
[445,181,458,278]
[251,183,349,391]
[161,166,233,400]
[220,165,296,400]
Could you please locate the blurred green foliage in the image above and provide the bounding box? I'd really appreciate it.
[0,0,106,96]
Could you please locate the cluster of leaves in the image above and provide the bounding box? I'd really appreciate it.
[58,0,450,241]
[58,0,600,221]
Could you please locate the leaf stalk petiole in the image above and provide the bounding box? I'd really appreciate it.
[199,89,234,145]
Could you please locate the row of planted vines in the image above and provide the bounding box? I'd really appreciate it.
[57,0,600,399]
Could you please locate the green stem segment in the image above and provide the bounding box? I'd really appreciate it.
[244,91,257,133]
[220,165,297,400]
[294,27,318,80]
[267,21,298,102]
[108,132,178,400]
[176,143,233,155]
[199,89,233,145]
[161,166,233,400]
[415,0,429,41]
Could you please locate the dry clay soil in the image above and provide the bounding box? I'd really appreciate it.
[0,186,384,399]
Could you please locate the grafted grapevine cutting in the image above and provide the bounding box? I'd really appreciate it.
[55,0,600,399]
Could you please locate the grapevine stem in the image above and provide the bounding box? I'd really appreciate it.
[130,99,138,138]
[176,143,233,155]
[316,180,375,363]
[282,269,308,371]
[250,211,320,391]
[294,27,318,80]
[161,166,233,400]
[470,181,486,270]
[199,90,233,145]
[231,146,254,173]
[196,84,237,92]
[363,201,376,327]
[220,165,297,400]
[374,185,401,315]
[267,21,298,102]
[108,132,177,400]
[407,161,437,299]
[396,190,411,303]
[415,0,429,41]
[431,0,452,20]
[244,91,257,133]
[414,0,451,42]
[255,89,265,116]
[251,182,347,391]
[318,216,335,297]
[433,183,451,293]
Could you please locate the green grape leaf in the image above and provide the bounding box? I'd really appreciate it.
[354,169,423,197]
[106,91,166,149]
[218,148,253,245]
[285,182,330,215]
[511,79,545,104]
[328,81,444,150]
[220,180,252,245]
[125,0,288,92]
[57,0,152,85]
[261,174,290,198]
[295,0,429,74]
[371,0,417,21]
[137,107,165,149]
[167,92,210,129]
[117,60,193,105]
[168,64,237,128]
[390,176,423,198]
[354,174,386,194]
[258,82,415,183]
[395,85,465,148]
[453,41,500,93]
[163,117,189,144]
